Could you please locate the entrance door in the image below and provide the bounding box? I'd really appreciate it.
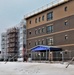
[49,52,53,61]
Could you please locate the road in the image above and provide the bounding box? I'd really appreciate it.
[0,62,74,75]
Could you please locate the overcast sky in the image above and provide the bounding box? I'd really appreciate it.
[0,0,64,50]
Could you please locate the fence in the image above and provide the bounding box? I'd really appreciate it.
[31,50,74,62]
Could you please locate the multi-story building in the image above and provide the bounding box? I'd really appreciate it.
[25,0,74,61]
[18,20,26,61]
[1,32,8,61]
[1,24,26,61]
[0,51,2,60]
[7,27,19,61]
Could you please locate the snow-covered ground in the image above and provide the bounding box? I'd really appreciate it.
[0,62,74,75]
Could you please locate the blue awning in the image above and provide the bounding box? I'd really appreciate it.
[31,45,62,52]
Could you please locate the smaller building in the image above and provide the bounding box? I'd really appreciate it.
[18,20,26,61]
[7,27,19,61]
[1,32,8,61]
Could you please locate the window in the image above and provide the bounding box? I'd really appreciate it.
[38,28,41,34]
[38,40,41,45]
[46,37,53,45]
[39,17,41,22]
[42,15,44,21]
[65,35,68,40]
[42,27,45,33]
[29,42,31,45]
[2,39,5,41]
[46,25,53,33]
[42,53,45,57]
[64,6,67,11]
[35,29,38,34]
[2,48,4,49]
[35,18,37,23]
[29,20,31,24]
[35,41,37,46]
[29,31,31,35]
[23,25,26,29]
[28,41,31,46]
[47,12,53,21]
[42,40,45,45]
[65,20,68,25]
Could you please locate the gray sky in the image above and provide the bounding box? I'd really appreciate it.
[0,0,64,50]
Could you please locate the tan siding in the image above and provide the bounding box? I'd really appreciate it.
[26,1,74,29]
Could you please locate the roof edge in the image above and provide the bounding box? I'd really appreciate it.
[24,0,70,20]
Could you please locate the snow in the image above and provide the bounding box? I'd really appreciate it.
[0,62,74,75]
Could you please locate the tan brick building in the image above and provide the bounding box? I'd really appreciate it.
[25,0,74,61]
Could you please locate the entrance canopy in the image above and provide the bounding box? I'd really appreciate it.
[31,45,62,52]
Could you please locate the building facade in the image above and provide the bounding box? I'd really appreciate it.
[1,32,8,61]
[25,0,74,61]
[18,20,26,61]
[7,27,19,61]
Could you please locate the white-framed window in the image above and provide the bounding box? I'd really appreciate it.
[42,39,45,45]
[64,20,68,25]
[46,25,53,33]
[65,35,68,40]
[35,41,38,46]
[47,12,53,21]
[42,27,45,33]
[42,15,44,21]
[35,29,38,34]
[46,37,53,45]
